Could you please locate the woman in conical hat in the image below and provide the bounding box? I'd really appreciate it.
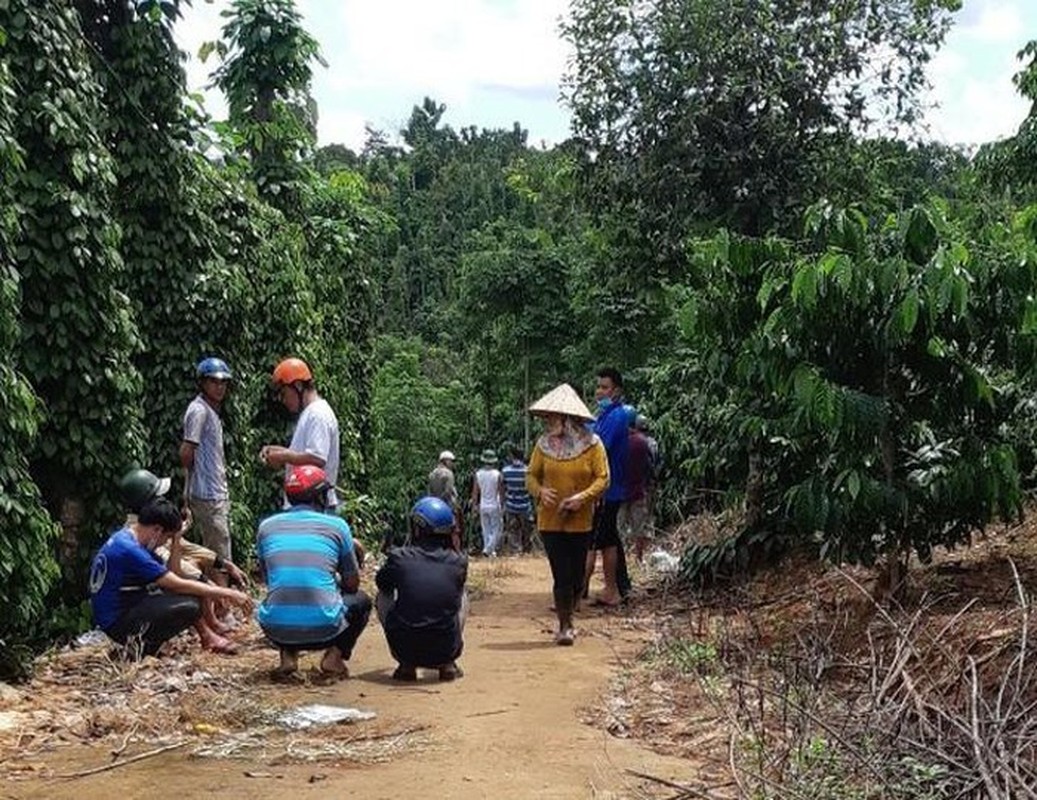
[526,383,610,646]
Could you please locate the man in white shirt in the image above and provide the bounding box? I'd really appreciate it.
[470,449,503,557]
[259,357,341,509]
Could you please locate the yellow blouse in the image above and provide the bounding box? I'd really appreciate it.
[526,436,610,533]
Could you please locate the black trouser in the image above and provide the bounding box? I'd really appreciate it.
[541,532,591,617]
[593,501,632,599]
[107,591,202,657]
[279,591,372,659]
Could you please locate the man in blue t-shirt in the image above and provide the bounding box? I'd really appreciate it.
[90,498,253,657]
[256,465,370,677]
[586,367,633,605]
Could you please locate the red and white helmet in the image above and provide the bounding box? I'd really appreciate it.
[284,465,330,505]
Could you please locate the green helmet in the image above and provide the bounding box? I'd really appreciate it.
[119,469,171,513]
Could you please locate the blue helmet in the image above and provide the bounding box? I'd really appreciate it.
[196,356,232,381]
[410,496,454,536]
[622,403,638,428]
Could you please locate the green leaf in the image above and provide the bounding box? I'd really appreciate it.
[791,262,818,309]
[895,288,919,336]
[198,40,217,63]
[847,471,861,501]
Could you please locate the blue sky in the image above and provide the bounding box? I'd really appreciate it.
[177,0,1037,151]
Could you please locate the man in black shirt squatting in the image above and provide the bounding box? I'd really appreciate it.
[376,496,469,682]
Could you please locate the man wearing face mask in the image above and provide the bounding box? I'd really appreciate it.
[586,367,633,606]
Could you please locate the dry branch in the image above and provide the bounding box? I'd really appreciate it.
[53,740,188,779]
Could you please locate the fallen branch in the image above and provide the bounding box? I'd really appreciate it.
[54,740,188,779]
[341,724,431,745]
[464,708,513,718]
[623,767,722,799]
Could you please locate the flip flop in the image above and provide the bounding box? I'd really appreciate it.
[270,667,303,684]
[204,638,240,655]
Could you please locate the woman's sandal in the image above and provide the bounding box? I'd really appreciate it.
[204,637,240,655]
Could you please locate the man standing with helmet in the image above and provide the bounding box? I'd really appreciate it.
[181,357,234,579]
[256,465,369,677]
[428,450,461,550]
[376,497,468,682]
[260,357,341,509]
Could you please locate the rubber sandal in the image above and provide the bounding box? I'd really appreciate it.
[205,638,240,655]
[271,667,303,684]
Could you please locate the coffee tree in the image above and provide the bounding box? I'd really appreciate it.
[662,202,1030,583]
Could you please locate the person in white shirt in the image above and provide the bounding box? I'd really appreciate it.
[470,449,504,557]
[259,357,341,509]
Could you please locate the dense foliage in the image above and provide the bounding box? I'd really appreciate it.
[4,0,1037,677]
[0,33,61,677]
[3,1,146,594]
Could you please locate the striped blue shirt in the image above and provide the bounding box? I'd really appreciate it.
[256,507,358,646]
[501,461,531,514]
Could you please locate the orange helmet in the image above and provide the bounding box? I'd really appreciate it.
[272,357,312,386]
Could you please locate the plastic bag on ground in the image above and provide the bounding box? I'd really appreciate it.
[277,704,376,730]
[646,549,680,575]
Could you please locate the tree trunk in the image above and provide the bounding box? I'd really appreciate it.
[745,439,764,529]
[523,340,530,455]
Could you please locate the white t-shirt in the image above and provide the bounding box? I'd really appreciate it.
[475,468,502,512]
[288,397,340,506]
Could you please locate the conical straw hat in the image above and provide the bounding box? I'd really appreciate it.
[528,383,595,421]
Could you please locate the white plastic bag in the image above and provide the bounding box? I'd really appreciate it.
[277,704,376,730]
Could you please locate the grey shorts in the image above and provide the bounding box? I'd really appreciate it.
[618,498,652,544]
[189,497,232,561]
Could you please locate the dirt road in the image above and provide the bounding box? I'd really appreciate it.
[7,557,694,800]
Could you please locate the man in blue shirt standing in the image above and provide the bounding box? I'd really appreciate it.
[256,465,370,677]
[586,367,633,606]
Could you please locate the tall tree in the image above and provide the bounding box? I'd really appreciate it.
[76,0,218,478]
[212,0,378,495]
[975,40,1037,203]
[211,0,323,211]
[562,0,961,246]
